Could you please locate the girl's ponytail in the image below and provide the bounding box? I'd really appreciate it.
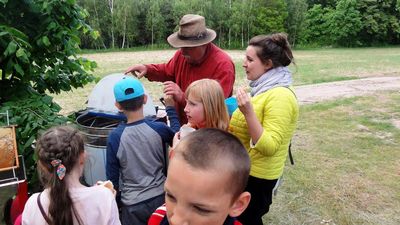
[36,126,84,225]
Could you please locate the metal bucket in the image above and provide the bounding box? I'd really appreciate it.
[76,113,120,185]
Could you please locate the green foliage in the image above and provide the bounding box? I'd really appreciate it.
[285,0,308,47]
[75,0,291,49]
[357,0,400,45]
[302,4,334,45]
[74,0,399,48]
[146,0,168,46]
[302,0,400,46]
[329,0,362,46]
[251,0,288,35]
[0,0,96,189]
[0,0,97,99]
[0,92,69,190]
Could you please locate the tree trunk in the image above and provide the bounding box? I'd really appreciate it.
[93,0,106,49]
[228,0,231,47]
[121,6,127,49]
[241,22,244,48]
[151,20,154,48]
[108,0,115,48]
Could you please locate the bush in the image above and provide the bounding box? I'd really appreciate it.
[0,0,97,190]
[0,91,70,190]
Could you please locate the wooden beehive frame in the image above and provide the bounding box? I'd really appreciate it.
[0,126,19,172]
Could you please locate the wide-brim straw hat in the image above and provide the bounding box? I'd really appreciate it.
[167,14,217,48]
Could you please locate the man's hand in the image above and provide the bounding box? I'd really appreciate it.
[163,81,185,103]
[124,64,147,78]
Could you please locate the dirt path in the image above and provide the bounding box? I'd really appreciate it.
[295,76,400,105]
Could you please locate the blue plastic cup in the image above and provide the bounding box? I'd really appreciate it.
[225,97,238,116]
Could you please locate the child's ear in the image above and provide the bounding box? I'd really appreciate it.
[79,152,86,165]
[143,94,148,104]
[115,102,123,110]
[228,191,251,217]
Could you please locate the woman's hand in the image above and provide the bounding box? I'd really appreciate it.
[236,87,263,145]
[236,87,254,116]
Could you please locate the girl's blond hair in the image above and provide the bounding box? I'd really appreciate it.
[185,79,230,130]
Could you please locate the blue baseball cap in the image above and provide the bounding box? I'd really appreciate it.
[113,77,145,102]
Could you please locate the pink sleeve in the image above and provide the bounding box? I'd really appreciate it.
[107,192,122,225]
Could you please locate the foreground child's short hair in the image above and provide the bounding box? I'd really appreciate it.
[174,128,250,199]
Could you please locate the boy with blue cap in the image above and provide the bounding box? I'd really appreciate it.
[106,77,179,225]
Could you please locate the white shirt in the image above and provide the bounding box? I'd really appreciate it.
[22,185,121,225]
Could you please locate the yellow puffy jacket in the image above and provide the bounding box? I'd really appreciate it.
[229,86,299,180]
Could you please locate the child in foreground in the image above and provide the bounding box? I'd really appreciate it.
[22,126,120,225]
[148,128,251,225]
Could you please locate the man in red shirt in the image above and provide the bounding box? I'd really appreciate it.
[125,14,235,124]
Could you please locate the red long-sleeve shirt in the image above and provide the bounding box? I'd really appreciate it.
[145,43,235,124]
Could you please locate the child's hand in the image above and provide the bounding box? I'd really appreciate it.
[172,132,180,149]
[96,180,117,196]
[163,81,185,103]
[164,94,175,107]
[236,87,253,116]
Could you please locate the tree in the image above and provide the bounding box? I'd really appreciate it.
[146,0,167,47]
[0,0,96,189]
[328,0,362,46]
[357,0,400,45]
[302,4,334,45]
[229,0,249,48]
[254,0,288,35]
[78,0,108,49]
[285,0,308,47]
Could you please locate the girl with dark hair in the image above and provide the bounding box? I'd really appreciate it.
[229,33,299,225]
[22,126,121,225]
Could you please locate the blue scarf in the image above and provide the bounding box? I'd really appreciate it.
[249,67,292,97]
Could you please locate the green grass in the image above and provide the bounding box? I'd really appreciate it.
[287,48,400,85]
[264,91,400,225]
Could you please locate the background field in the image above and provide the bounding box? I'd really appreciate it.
[55,47,400,115]
[1,47,399,225]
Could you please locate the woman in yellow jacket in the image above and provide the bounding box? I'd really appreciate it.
[229,33,299,225]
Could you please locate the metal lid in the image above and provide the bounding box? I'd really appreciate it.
[87,73,156,116]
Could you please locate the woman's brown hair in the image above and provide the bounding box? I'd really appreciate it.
[249,32,294,67]
[36,126,84,225]
[185,79,230,130]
